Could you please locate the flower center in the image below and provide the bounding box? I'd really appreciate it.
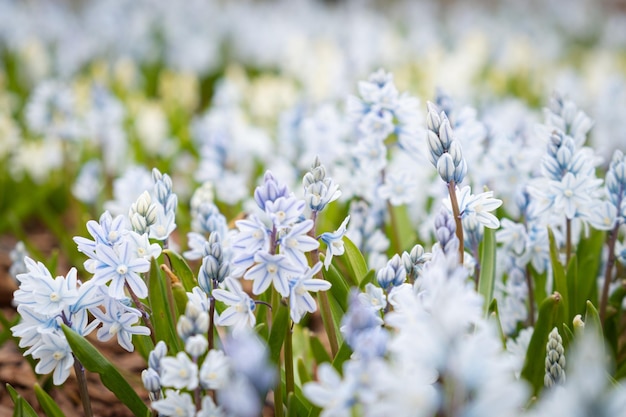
[287,238,298,248]
[49,292,60,302]
[267,264,278,274]
[564,189,573,197]
[276,211,286,222]
[116,264,128,275]
[108,231,119,242]
[53,350,65,361]
[178,368,188,378]
[137,247,146,256]
[109,323,121,335]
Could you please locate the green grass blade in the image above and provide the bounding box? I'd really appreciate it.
[61,325,150,417]
[148,258,181,353]
[548,228,569,321]
[520,292,563,396]
[34,383,65,417]
[341,237,369,285]
[6,384,39,417]
[478,227,496,316]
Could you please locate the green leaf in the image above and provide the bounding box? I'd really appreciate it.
[297,358,312,385]
[6,384,39,417]
[323,262,349,312]
[529,264,548,312]
[34,384,65,417]
[478,227,496,316]
[358,269,376,290]
[565,255,580,318]
[163,249,197,291]
[487,298,506,348]
[268,305,290,364]
[148,258,181,353]
[387,204,417,254]
[342,236,369,285]
[61,325,150,417]
[309,335,332,365]
[576,229,605,306]
[561,323,575,350]
[331,342,352,373]
[520,292,563,396]
[548,228,569,321]
[584,300,604,343]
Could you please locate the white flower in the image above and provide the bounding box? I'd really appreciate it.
[319,215,350,270]
[213,278,256,334]
[288,262,331,323]
[152,389,196,417]
[445,185,503,229]
[160,352,199,390]
[199,349,231,390]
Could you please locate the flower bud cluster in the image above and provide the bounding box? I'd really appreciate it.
[434,208,460,255]
[303,157,341,212]
[376,253,406,291]
[542,131,594,181]
[340,291,388,359]
[198,233,230,293]
[545,93,593,147]
[129,191,158,234]
[544,327,566,387]
[426,102,467,184]
[606,150,626,221]
[402,244,431,282]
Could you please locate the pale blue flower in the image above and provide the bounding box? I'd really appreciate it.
[358,109,395,140]
[265,195,305,229]
[73,211,127,264]
[213,278,256,333]
[92,240,151,299]
[288,262,331,323]
[183,232,210,261]
[550,172,598,220]
[91,298,150,352]
[197,397,226,417]
[279,219,319,269]
[358,282,387,311]
[152,389,196,417]
[244,252,301,297]
[149,205,176,241]
[303,363,356,416]
[377,171,417,206]
[319,215,350,270]
[199,349,231,389]
[496,219,528,255]
[160,351,199,390]
[32,332,74,385]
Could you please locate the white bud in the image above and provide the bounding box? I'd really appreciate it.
[437,153,455,183]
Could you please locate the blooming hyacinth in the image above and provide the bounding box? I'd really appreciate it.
[223,170,332,331]
[11,259,101,384]
[544,327,566,388]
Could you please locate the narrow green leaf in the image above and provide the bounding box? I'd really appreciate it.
[358,270,376,290]
[327,295,345,347]
[576,229,605,306]
[584,300,604,343]
[548,228,569,321]
[487,298,506,349]
[297,358,312,385]
[61,325,150,417]
[561,323,575,350]
[6,384,38,417]
[342,237,369,285]
[478,227,496,316]
[520,292,563,395]
[529,264,547,311]
[163,249,197,291]
[268,305,289,364]
[171,282,189,316]
[309,335,332,365]
[566,255,581,317]
[34,384,65,417]
[322,262,349,312]
[387,204,416,254]
[148,258,181,353]
[287,393,297,417]
[331,342,352,373]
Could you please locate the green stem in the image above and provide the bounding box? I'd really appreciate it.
[73,356,93,417]
[525,266,535,326]
[387,201,402,255]
[271,289,285,417]
[600,222,620,323]
[565,218,572,266]
[125,282,157,345]
[447,181,464,264]
[284,320,294,396]
[307,210,339,356]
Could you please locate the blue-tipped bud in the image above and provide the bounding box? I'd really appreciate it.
[376,254,406,290]
[438,117,454,149]
[142,368,161,393]
[426,102,441,132]
[437,153,456,183]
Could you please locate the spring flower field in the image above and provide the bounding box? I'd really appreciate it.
[1,0,626,416]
